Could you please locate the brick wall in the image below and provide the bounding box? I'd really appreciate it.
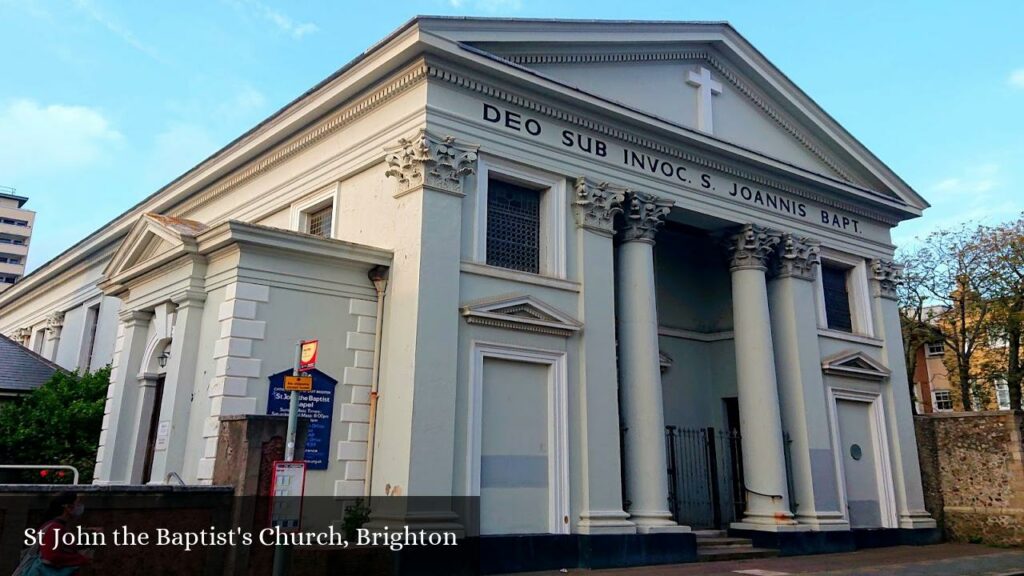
[915,411,1024,546]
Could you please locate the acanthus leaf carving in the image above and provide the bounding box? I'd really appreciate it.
[774,233,820,280]
[572,176,626,236]
[870,258,903,300]
[726,223,781,271]
[619,191,673,243]
[384,129,478,197]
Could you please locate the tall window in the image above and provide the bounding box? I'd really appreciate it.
[996,381,1011,410]
[80,304,100,371]
[821,263,853,332]
[486,178,541,273]
[933,389,953,412]
[306,205,333,238]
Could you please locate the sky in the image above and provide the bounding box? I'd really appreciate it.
[1,0,1022,272]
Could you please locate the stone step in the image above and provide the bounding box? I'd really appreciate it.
[696,536,755,548]
[697,546,780,562]
[691,529,727,538]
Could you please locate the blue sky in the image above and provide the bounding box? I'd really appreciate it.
[1,0,1022,271]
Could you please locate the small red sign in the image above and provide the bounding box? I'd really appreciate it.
[299,340,318,372]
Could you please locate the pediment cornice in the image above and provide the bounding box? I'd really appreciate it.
[424,62,906,226]
[461,294,582,337]
[822,350,891,381]
[497,48,861,186]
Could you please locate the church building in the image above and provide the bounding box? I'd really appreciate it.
[0,16,935,564]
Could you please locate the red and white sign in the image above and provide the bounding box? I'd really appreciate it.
[299,340,318,372]
[269,461,306,531]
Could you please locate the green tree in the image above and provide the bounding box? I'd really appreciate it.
[0,367,110,484]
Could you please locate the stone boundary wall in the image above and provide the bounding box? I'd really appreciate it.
[915,410,1024,546]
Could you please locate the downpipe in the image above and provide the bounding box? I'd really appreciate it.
[364,265,389,497]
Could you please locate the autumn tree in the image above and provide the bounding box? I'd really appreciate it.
[983,213,1024,410]
[904,223,995,411]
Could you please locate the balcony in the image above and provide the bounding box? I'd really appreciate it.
[0,261,23,276]
[0,243,28,257]
[0,222,30,237]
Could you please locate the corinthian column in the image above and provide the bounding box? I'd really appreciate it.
[572,178,635,534]
[372,130,477,532]
[768,235,847,530]
[616,191,687,533]
[869,259,936,529]
[726,224,799,530]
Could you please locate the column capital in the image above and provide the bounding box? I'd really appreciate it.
[384,129,478,198]
[118,309,154,326]
[773,233,820,280]
[619,191,673,244]
[726,224,781,271]
[572,176,626,236]
[171,289,207,309]
[869,258,903,300]
[14,326,32,345]
[45,311,65,335]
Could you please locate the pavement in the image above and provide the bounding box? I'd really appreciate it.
[507,544,1024,576]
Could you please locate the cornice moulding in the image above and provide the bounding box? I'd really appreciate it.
[423,62,905,226]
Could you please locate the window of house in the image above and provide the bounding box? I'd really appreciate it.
[821,263,853,332]
[0,256,20,264]
[306,205,333,238]
[486,178,541,273]
[925,342,945,357]
[0,275,16,284]
[996,381,1011,410]
[933,389,953,412]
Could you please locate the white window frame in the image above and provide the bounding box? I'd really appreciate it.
[814,248,873,337]
[473,155,567,279]
[826,386,899,529]
[466,340,569,535]
[290,183,339,239]
[996,380,1010,411]
[925,342,945,357]
[932,389,954,412]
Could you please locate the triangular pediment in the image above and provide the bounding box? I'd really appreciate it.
[418,18,927,214]
[822,350,891,381]
[102,213,208,284]
[461,294,582,337]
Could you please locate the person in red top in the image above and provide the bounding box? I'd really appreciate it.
[30,492,93,574]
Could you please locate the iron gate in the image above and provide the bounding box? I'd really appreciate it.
[665,426,744,529]
[666,426,795,529]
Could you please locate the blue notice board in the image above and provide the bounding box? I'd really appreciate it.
[266,369,337,470]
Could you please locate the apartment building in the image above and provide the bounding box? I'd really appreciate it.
[0,186,33,291]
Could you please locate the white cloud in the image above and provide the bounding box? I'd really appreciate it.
[71,0,164,62]
[1009,68,1024,89]
[929,163,999,196]
[145,123,220,187]
[227,0,319,39]
[0,99,123,179]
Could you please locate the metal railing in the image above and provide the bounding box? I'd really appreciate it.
[0,464,80,485]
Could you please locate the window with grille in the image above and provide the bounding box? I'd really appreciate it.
[925,342,945,357]
[486,179,541,273]
[306,205,333,238]
[821,263,853,332]
[933,390,953,412]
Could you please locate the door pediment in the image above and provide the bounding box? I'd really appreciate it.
[101,213,208,290]
[461,294,581,337]
[822,350,891,381]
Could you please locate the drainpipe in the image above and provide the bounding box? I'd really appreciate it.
[364,265,389,497]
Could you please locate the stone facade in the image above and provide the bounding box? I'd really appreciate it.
[915,411,1024,546]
